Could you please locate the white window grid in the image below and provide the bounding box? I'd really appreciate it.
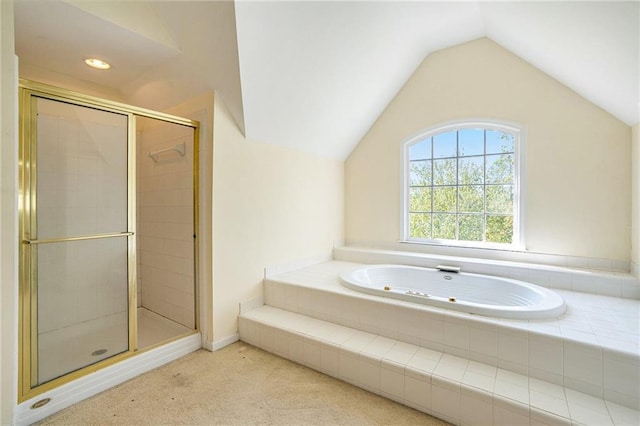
[401,120,525,250]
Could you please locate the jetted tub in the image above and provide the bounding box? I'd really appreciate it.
[339,264,566,320]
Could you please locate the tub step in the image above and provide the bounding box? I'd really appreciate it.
[263,261,640,410]
[239,305,639,426]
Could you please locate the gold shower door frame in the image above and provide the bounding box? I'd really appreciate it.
[18,80,200,402]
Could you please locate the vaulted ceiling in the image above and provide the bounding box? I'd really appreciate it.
[14,1,639,160]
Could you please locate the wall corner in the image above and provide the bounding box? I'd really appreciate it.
[631,123,639,269]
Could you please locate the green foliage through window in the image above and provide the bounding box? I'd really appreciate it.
[406,125,518,245]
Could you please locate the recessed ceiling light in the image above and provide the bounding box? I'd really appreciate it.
[84,58,111,70]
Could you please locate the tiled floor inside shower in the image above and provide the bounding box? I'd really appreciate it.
[38,307,192,385]
[137,306,193,349]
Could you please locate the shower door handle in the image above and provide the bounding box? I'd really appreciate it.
[23,232,134,245]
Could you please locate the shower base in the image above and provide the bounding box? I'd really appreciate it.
[138,306,193,349]
[37,307,192,385]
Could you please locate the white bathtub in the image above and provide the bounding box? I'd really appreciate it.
[339,264,566,319]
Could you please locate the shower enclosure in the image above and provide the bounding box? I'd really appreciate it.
[18,81,199,401]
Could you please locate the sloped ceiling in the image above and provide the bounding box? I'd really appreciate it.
[14,1,639,161]
[14,0,245,130]
[236,1,639,159]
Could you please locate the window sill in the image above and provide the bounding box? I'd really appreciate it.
[399,239,526,253]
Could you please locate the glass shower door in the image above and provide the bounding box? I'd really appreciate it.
[27,97,132,386]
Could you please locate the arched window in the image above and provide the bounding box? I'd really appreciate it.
[402,120,524,249]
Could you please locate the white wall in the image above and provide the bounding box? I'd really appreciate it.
[632,124,639,274]
[129,86,345,347]
[346,37,631,262]
[0,0,17,422]
[212,95,344,342]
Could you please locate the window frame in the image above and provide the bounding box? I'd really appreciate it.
[400,119,526,250]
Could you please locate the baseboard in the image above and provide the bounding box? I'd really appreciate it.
[16,333,201,426]
[207,333,240,351]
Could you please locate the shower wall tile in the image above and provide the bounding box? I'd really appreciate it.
[35,105,130,336]
[36,106,127,240]
[137,120,195,329]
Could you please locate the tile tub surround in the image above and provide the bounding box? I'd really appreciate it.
[253,261,640,411]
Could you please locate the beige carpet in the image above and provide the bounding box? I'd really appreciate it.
[37,342,450,425]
